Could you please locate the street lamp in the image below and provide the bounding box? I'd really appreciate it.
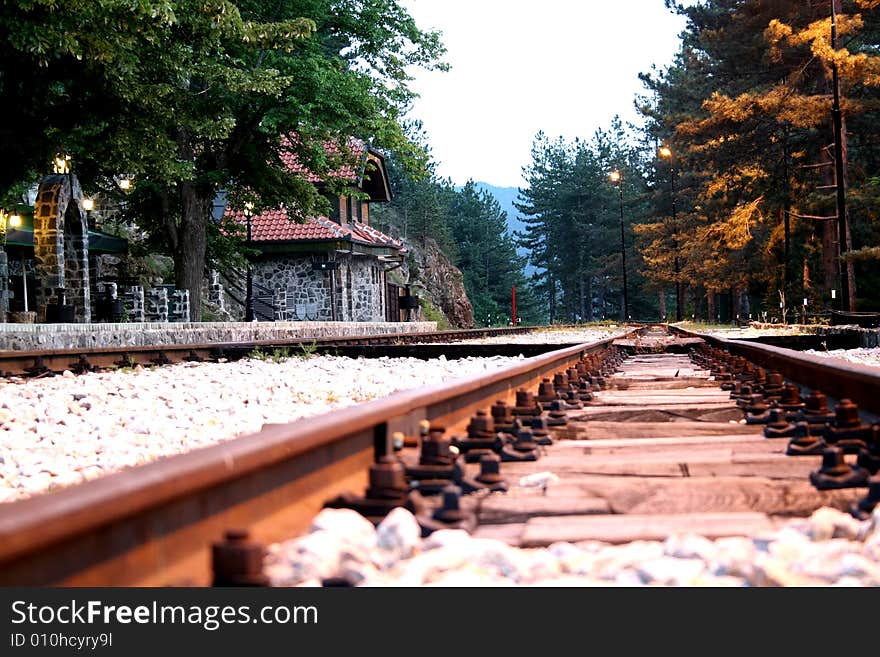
[608,170,629,321]
[658,146,682,321]
[82,197,94,230]
[244,202,255,322]
[53,155,71,174]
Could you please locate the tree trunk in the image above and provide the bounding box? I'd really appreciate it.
[174,182,211,322]
[658,290,666,322]
[585,276,593,322]
[706,291,715,324]
[737,287,750,323]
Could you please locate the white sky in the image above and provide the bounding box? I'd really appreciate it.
[399,0,688,188]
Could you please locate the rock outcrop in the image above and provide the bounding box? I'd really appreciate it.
[395,237,474,329]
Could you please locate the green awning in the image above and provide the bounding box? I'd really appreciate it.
[3,228,128,254]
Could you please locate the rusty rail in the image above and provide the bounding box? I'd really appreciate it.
[0,331,630,586]
[673,326,880,417]
[0,326,545,376]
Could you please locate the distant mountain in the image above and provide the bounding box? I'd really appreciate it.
[470,182,538,278]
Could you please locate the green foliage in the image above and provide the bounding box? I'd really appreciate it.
[295,340,318,359]
[373,149,539,327]
[637,0,880,316]
[516,120,653,323]
[418,297,450,330]
[0,0,447,320]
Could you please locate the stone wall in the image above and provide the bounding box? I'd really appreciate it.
[0,320,438,351]
[253,254,387,322]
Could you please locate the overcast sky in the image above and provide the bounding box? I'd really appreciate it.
[399,0,688,188]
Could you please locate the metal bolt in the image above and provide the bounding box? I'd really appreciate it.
[536,379,557,402]
[809,446,870,490]
[546,399,569,426]
[368,455,409,497]
[529,416,553,445]
[432,484,466,523]
[763,408,799,438]
[514,428,538,452]
[211,529,269,587]
[467,410,495,437]
[420,428,454,466]
[834,399,861,429]
[491,400,515,427]
[804,390,831,416]
[779,384,803,409]
[476,453,504,485]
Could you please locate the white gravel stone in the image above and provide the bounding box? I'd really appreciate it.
[802,347,880,369]
[309,508,377,553]
[422,528,472,551]
[456,327,621,345]
[517,472,559,489]
[663,533,718,561]
[800,507,866,541]
[268,531,348,586]
[636,557,706,586]
[265,505,880,586]
[375,507,422,566]
[0,354,525,502]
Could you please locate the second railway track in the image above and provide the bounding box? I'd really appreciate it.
[1,325,879,586]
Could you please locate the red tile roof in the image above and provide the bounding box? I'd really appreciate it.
[279,137,367,184]
[223,136,400,252]
[225,207,404,252]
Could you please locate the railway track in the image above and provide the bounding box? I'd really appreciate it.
[0,325,878,586]
[0,326,539,377]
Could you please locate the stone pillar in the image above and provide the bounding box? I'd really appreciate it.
[171,289,190,322]
[146,287,169,323]
[208,270,225,312]
[126,285,145,322]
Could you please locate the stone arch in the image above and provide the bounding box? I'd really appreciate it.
[32,174,91,322]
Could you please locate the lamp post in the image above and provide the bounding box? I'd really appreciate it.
[244,202,255,322]
[609,170,629,321]
[1,210,25,313]
[659,146,682,321]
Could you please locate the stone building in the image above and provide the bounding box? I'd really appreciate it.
[224,141,410,322]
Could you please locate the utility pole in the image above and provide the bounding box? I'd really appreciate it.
[830,0,853,311]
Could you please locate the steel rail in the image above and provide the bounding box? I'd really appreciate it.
[0,331,630,586]
[0,326,540,377]
[673,326,880,416]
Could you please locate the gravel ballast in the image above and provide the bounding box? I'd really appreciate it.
[0,354,525,503]
[266,505,880,587]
